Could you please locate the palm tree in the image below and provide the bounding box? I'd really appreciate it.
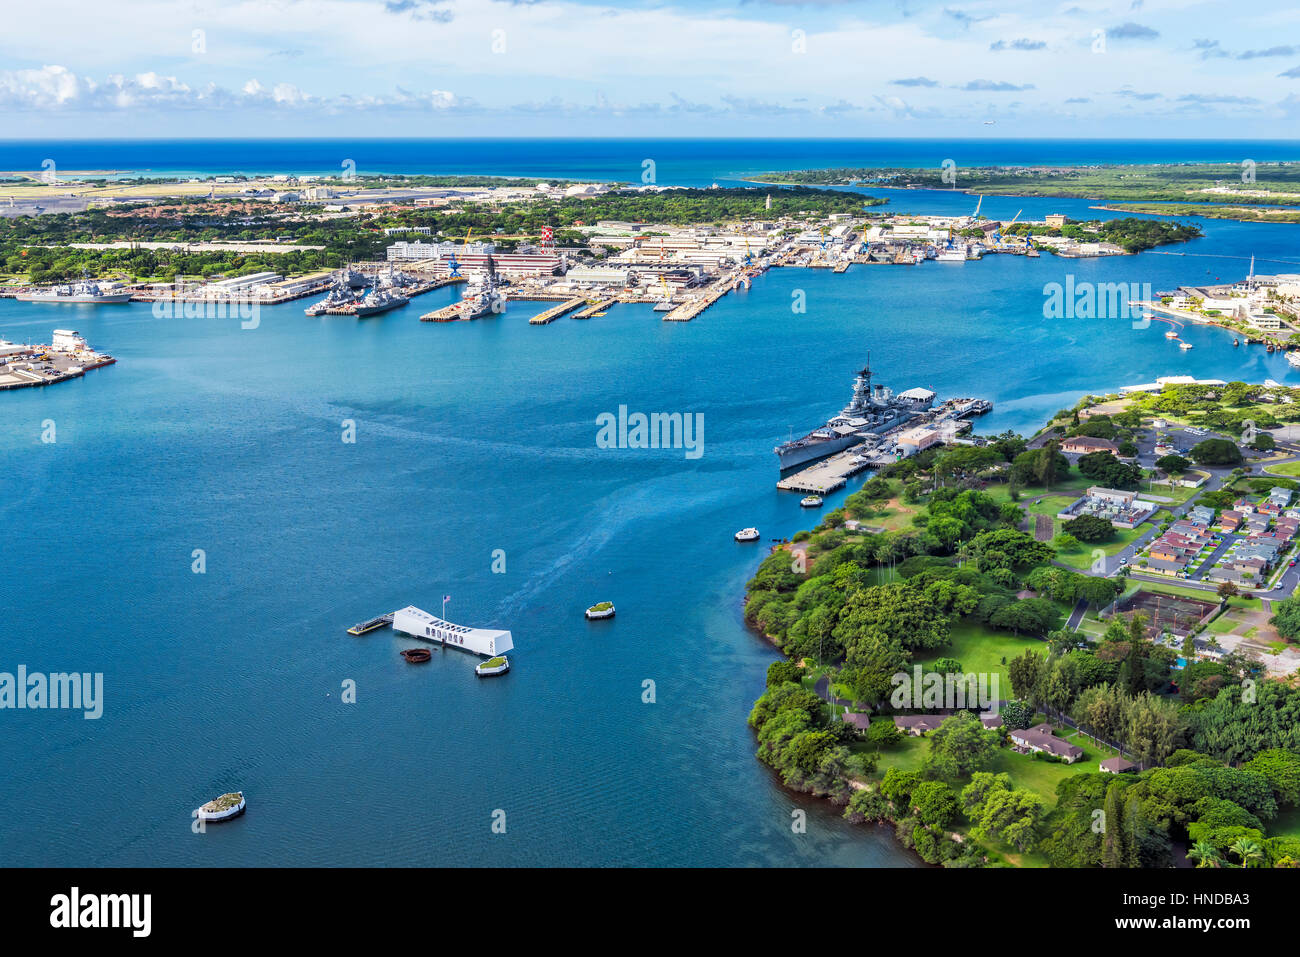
[1229,837,1264,869]
[1188,840,1223,869]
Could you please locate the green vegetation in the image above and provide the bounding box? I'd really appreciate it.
[752,161,1300,209]
[745,398,1300,867]
[203,792,243,811]
[1,185,879,283]
[1109,203,1300,224]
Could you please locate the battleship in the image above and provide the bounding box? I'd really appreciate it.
[16,279,132,304]
[775,362,939,470]
[457,255,507,320]
[304,279,360,316]
[353,287,409,318]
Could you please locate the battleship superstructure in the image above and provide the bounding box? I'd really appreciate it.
[774,361,935,469]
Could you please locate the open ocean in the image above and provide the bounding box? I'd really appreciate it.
[2,137,1299,185]
[1,140,1298,866]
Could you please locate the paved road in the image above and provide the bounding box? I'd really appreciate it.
[1065,598,1090,630]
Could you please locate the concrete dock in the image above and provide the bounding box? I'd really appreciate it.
[529,297,588,324]
[574,297,619,319]
[776,444,877,493]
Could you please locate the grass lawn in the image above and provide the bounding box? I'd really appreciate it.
[914,623,1046,689]
[861,499,920,532]
[986,732,1114,804]
[986,472,1094,508]
[1208,614,1240,635]
[857,721,1112,868]
[1264,461,1300,478]
[1056,523,1148,570]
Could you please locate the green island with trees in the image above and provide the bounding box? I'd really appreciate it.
[745,395,1300,867]
[749,162,1300,215]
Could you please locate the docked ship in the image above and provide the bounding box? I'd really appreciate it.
[458,256,507,320]
[774,362,936,470]
[353,287,409,318]
[16,279,132,304]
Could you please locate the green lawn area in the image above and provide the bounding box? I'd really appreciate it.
[1055,523,1148,570]
[1144,477,1208,505]
[985,472,1094,507]
[1207,614,1239,635]
[857,719,1116,867]
[1264,460,1300,477]
[987,731,1117,804]
[914,623,1047,689]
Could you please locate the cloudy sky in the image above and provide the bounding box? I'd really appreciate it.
[2,0,1299,137]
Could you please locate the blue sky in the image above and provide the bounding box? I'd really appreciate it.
[2,0,1299,137]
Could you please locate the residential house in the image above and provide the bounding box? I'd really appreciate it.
[893,714,946,736]
[1009,723,1084,763]
[1061,437,1119,456]
[1100,757,1137,774]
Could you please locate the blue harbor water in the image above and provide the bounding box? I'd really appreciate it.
[1,143,1299,866]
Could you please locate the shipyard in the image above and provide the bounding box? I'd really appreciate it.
[0,329,115,390]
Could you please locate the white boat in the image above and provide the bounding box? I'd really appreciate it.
[195,791,246,823]
[1286,351,1300,369]
[475,656,510,677]
[734,527,760,542]
[1164,329,1178,338]
[584,602,616,620]
[800,495,824,508]
[1180,342,1194,350]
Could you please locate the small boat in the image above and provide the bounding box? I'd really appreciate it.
[800,495,824,508]
[195,791,246,823]
[476,655,510,677]
[400,648,432,663]
[1234,338,1240,347]
[652,301,675,312]
[1267,343,1276,353]
[1180,342,1194,350]
[1164,330,1179,339]
[734,527,760,542]
[584,602,616,620]
[347,614,393,636]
